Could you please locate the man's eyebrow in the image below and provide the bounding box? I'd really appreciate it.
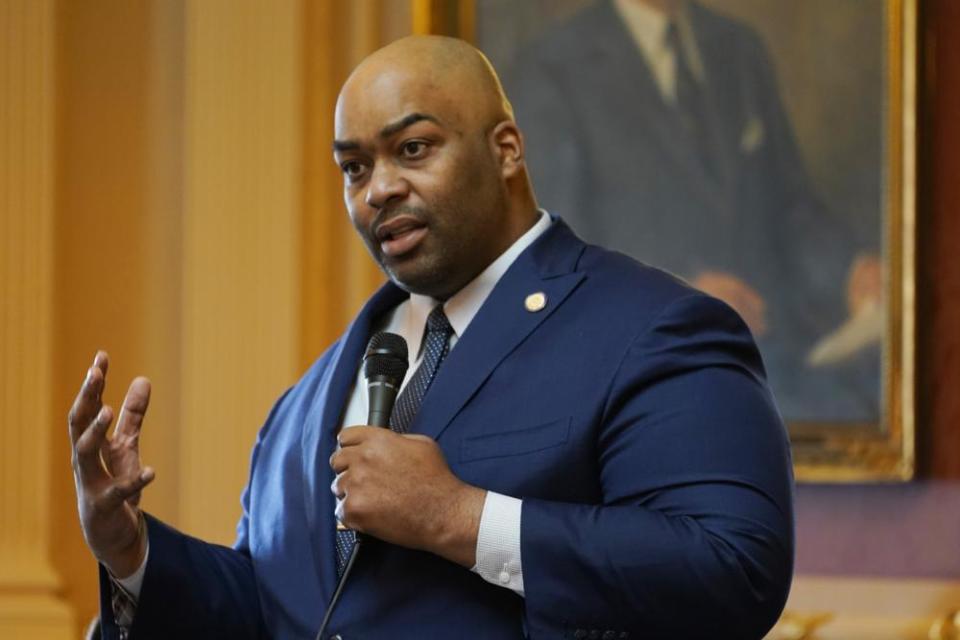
[332,113,441,153]
[332,139,360,153]
[379,112,440,139]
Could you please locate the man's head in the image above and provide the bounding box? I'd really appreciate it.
[334,36,538,300]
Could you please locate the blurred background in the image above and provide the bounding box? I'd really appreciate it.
[0,1,958,638]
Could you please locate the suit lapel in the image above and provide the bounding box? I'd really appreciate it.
[688,1,740,202]
[301,281,407,596]
[590,0,730,204]
[411,220,587,443]
[300,221,585,592]
[590,2,688,168]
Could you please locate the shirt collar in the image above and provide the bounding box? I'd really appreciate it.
[407,210,552,353]
[613,0,705,84]
[613,0,671,60]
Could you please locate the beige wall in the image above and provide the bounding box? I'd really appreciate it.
[0,0,74,637]
[0,0,408,635]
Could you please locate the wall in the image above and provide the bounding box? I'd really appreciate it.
[40,2,409,635]
[0,0,74,637]
[47,0,311,634]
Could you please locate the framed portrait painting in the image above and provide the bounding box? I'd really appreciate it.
[432,0,917,481]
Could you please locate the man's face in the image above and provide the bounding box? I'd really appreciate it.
[334,69,510,300]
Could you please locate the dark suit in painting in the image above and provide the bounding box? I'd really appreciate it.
[98,220,793,639]
[505,0,878,421]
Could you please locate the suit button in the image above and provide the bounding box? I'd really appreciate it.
[329,635,343,640]
[573,630,588,639]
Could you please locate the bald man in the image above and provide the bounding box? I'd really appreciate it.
[71,36,793,639]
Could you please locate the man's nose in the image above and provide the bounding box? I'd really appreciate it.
[365,162,409,210]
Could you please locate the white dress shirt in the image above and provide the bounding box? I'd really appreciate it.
[117,211,552,600]
[338,210,552,597]
[613,0,705,103]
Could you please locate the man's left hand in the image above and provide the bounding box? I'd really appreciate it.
[846,253,883,317]
[330,426,485,568]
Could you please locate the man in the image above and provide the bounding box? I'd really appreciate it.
[70,36,793,639]
[504,0,882,421]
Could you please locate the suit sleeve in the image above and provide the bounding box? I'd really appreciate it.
[97,516,266,640]
[97,388,294,640]
[520,294,794,640]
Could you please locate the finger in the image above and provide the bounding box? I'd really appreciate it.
[330,472,346,499]
[99,468,156,511]
[94,350,110,378]
[68,366,106,444]
[75,405,114,480]
[740,298,763,330]
[751,313,768,337]
[737,299,765,337]
[731,280,763,314]
[99,428,112,469]
[114,377,152,439]
[330,448,351,474]
[730,287,762,325]
[124,465,155,508]
[90,350,110,403]
[337,426,374,448]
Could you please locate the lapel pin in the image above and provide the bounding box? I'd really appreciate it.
[525,292,547,312]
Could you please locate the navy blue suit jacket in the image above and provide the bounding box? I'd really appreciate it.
[99,219,794,639]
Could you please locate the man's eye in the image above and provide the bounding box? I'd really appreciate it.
[400,140,428,159]
[341,161,366,180]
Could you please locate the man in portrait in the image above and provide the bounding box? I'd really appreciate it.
[504,0,883,422]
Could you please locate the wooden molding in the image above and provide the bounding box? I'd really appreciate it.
[768,575,960,639]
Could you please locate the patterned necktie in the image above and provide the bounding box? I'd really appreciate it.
[335,305,455,576]
[666,21,717,179]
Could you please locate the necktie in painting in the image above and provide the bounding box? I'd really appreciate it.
[666,21,717,179]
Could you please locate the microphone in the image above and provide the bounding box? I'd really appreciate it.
[363,331,409,427]
[316,331,409,640]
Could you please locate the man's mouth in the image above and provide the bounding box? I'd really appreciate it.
[375,216,428,258]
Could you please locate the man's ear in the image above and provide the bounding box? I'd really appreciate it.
[490,120,525,179]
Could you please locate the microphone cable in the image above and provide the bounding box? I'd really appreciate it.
[314,533,363,640]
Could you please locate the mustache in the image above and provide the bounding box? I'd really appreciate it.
[369,205,429,236]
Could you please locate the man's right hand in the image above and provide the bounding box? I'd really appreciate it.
[691,271,768,338]
[68,351,155,578]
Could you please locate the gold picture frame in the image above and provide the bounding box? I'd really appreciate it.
[789,0,917,481]
[421,0,917,482]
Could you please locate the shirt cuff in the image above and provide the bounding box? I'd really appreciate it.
[113,541,149,600]
[471,491,524,596]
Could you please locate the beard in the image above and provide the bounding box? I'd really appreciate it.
[367,202,463,300]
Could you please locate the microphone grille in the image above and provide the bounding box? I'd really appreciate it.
[363,331,409,381]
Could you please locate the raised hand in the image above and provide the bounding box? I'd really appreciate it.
[68,351,155,578]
